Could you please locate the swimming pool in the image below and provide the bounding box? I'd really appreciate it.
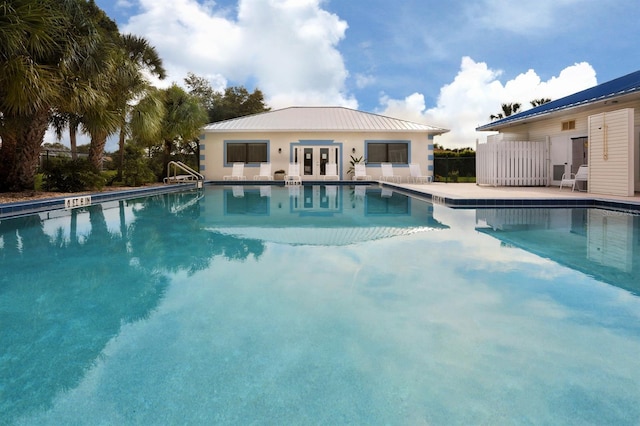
[2,185,640,424]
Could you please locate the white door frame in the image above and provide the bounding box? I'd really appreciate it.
[550,135,571,185]
[292,141,342,180]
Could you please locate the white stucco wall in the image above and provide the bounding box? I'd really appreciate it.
[200,130,436,181]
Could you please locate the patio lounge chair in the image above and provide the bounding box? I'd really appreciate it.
[352,163,371,181]
[409,163,433,184]
[380,163,401,183]
[232,186,244,198]
[253,163,273,180]
[324,163,339,180]
[223,162,246,180]
[559,165,588,191]
[285,163,302,185]
[260,185,271,197]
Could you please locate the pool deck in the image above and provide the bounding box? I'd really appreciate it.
[2,181,640,219]
[381,182,640,211]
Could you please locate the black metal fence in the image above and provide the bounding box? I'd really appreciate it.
[434,156,476,182]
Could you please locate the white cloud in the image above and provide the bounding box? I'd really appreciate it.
[121,0,355,108]
[354,73,375,89]
[377,57,597,149]
[470,0,584,35]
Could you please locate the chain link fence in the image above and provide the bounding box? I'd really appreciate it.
[434,156,476,182]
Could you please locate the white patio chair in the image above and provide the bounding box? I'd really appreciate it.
[253,163,272,180]
[285,163,302,185]
[223,162,246,180]
[324,163,339,180]
[380,163,401,183]
[559,165,588,191]
[409,163,433,184]
[352,163,371,181]
[232,186,244,198]
[259,185,271,197]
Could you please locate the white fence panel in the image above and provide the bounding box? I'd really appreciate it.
[476,140,548,186]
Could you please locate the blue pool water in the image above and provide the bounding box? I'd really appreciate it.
[1,185,640,424]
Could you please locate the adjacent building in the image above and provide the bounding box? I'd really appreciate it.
[476,70,640,196]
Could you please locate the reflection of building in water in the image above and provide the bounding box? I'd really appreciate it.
[476,208,640,294]
[203,185,447,246]
[587,210,634,273]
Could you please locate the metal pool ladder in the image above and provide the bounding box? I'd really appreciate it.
[164,161,205,188]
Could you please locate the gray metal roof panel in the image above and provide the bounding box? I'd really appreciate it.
[203,106,449,133]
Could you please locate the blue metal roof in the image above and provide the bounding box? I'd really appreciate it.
[477,69,640,131]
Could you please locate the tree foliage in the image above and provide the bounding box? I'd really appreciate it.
[489,103,521,121]
[185,73,271,123]
[0,0,115,191]
[0,0,168,191]
[530,98,552,107]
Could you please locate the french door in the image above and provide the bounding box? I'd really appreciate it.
[294,146,340,179]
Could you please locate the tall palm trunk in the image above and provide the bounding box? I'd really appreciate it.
[69,121,79,160]
[117,125,126,180]
[89,131,108,171]
[2,109,50,191]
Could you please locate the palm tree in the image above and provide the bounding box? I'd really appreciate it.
[129,87,166,148]
[489,102,521,121]
[0,0,112,191]
[113,34,166,180]
[530,98,552,107]
[0,0,66,190]
[158,85,208,178]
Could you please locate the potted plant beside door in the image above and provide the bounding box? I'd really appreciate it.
[347,155,364,179]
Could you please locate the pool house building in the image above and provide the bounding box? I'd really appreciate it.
[200,106,448,181]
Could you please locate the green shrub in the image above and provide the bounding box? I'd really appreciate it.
[43,159,105,192]
[122,145,157,186]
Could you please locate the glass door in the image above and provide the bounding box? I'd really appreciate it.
[294,145,340,180]
[303,148,313,177]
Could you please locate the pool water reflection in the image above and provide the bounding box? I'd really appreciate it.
[1,185,639,424]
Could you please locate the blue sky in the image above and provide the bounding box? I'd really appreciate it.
[88,0,639,148]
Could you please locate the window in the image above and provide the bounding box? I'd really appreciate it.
[226,142,267,164]
[561,120,576,131]
[366,191,409,215]
[225,190,268,215]
[366,142,409,164]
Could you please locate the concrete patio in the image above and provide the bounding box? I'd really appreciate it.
[379,182,640,210]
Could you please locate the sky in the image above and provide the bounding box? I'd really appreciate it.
[74,0,639,150]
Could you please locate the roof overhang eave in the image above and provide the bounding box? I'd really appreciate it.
[476,89,640,132]
[202,128,450,134]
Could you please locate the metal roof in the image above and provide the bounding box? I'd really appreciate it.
[203,106,449,133]
[209,225,443,246]
[477,69,640,131]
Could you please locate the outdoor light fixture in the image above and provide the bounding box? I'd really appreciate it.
[352,147,356,154]
[278,148,282,153]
